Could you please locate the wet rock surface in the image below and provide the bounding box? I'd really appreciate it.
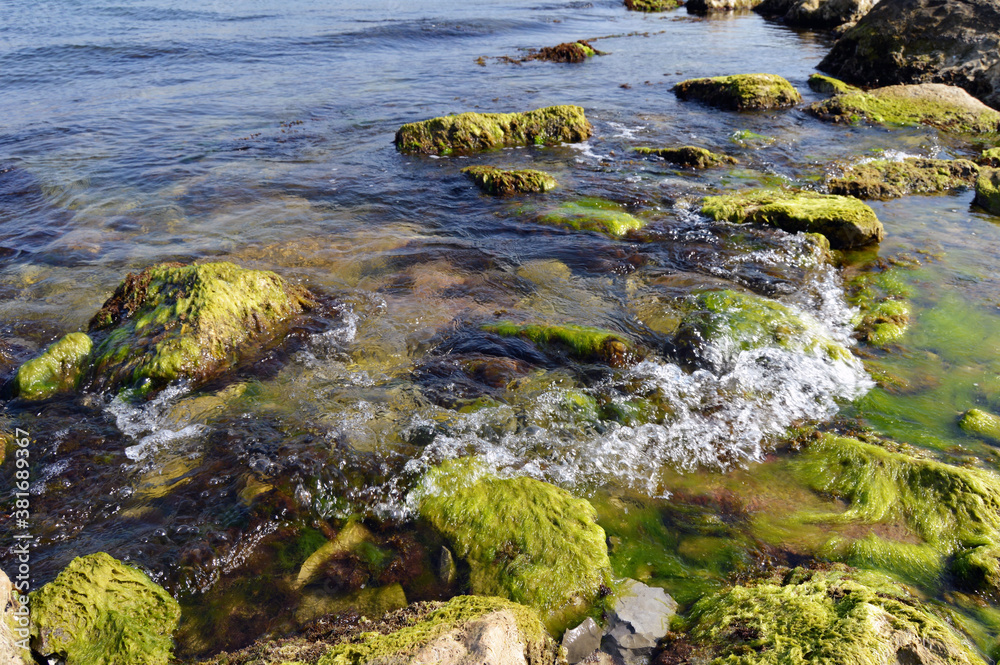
[755,0,877,29]
[828,157,979,200]
[672,74,802,111]
[603,580,678,665]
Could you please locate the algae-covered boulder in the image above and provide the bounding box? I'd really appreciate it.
[30,552,180,665]
[528,41,601,63]
[625,0,680,11]
[755,0,877,29]
[701,189,884,248]
[395,106,592,155]
[847,267,912,347]
[979,148,1000,168]
[413,458,615,631]
[959,408,1000,444]
[808,73,859,95]
[828,157,979,200]
[807,83,1000,133]
[535,198,646,237]
[974,168,1000,215]
[633,146,738,169]
[681,566,986,665]
[482,321,636,367]
[462,166,558,195]
[14,332,92,400]
[672,74,802,111]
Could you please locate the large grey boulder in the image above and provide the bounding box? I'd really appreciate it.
[818,0,1000,109]
[602,580,678,665]
[756,0,878,28]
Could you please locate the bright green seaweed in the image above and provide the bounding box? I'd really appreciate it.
[461,166,557,195]
[535,197,646,237]
[482,320,635,366]
[15,332,93,400]
[672,74,802,111]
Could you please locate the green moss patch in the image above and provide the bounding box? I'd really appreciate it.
[959,408,1000,444]
[847,268,913,347]
[394,106,592,155]
[633,146,738,168]
[30,552,180,665]
[14,332,92,401]
[413,458,614,631]
[535,197,646,237]
[482,321,636,367]
[807,73,859,96]
[461,166,557,195]
[974,167,1000,215]
[808,83,1000,134]
[672,74,802,111]
[829,158,979,200]
[527,41,602,63]
[624,0,680,10]
[701,189,884,249]
[978,148,1000,168]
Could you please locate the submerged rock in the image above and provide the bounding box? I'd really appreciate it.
[672,74,802,111]
[535,198,646,237]
[847,267,912,346]
[603,580,678,665]
[828,157,979,200]
[14,262,312,399]
[979,147,1000,167]
[561,617,602,664]
[974,168,1000,215]
[482,321,636,367]
[701,189,884,248]
[528,41,602,63]
[755,0,877,29]
[633,146,737,168]
[413,458,615,631]
[681,565,986,665]
[395,106,592,155]
[462,166,558,195]
[30,552,181,665]
[807,83,1000,133]
[624,0,681,11]
[807,73,860,95]
[959,408,1000,444]
[818,0,1000,110]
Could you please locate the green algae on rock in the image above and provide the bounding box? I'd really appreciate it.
[14,331,92,400]
[624,0,680,10]
[535,197,645,237]
[633,146,738,169]
[807,83,1000,133]
[461,165,557,195]
[394,106,592,155]
[482,321,635,367]
[672,74,802,111]
[30,552,180,665]
[847,268,913,347]
[807,73,860,96]
[682,566,986,665]
[527,41,601,63]
[974,168,1000,215]
[413,458,614,631]
[979,148,1000,168]
[959,408,1000,444]
[829,158,979,200]
[701,189,884,249]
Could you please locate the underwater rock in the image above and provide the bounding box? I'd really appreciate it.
[952,546,1000,597]
[528,41,602,63]
[603,580,678,665]
[672,74,802,111]
[818,0,1000,110]
[808,73,860,95]
[413,458,615,631]
[30,552,181,665]
[974,167,1000,215]
[462,166,558,195]
[959,408,1000,444]
[481,321,636,367]
[686,0,763,14]
[701,189,884,248]
[561,617,603,664]
[14,262,312,399]
[847,267,912,347]
[295,584,407,626]
[681,565,986,665]
[828,157,979,200]
[624,0,681,11]
[633,146,738,168]
[755,0,877,29]
[295,521,376,590]
[395,106,592,155]
[1,569,27,665]
[807,83,1000,133]
[535,198,646,237]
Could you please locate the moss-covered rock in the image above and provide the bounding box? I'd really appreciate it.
[978,148,1000,168]
[624,0,680,10]
[462,166,558,195]
[482,321,636,367]
[672,74,802,111]
[701,189,884,248]
[829,158,979,200]
[633,146,738,168]
[847,268,912,347]
[974,167,1000,215]
[14,332,92,400]
[413,458,614,631]
[807,73,860,95]
[528,41,601,63]
[394,106,592,155]
[807,83,1000,133]
[959,408,1000,444]
[30,552,180,665]
[953,546,1000,597]
[535,197,646,237]
[682,566,986,665]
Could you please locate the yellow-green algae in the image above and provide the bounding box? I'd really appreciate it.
[535,197,646,237]
[672,74,802,111]
[624,0,681,10]
[86,262,310,395]
[829,158,980,201]
[808,85,1000,133]
[807,73,859,96]
[482,321,635,366]
[394,105,592,155]
[633,146,738,169]
[461,165,557,195]
[701,189,884,249]
[14,331,92,400]
[979,148,1000,168]
[30,552,180,665]
[683,566,986,665]
[959,408,1000,444]
[974,168,1000,215]
[847,267,913,347]
[413,458,614,631]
